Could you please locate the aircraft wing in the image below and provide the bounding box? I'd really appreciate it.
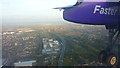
[63,2,120,25]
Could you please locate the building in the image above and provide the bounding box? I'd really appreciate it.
[14,60,36,66]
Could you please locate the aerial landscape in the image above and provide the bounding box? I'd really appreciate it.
[2,23,114,66]
[1,0,120,67]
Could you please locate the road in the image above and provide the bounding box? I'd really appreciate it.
[57,37,66,66]
[40,32,66,66]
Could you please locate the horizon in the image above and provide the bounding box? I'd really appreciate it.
[2,0,76,25]
[1,0,120,25]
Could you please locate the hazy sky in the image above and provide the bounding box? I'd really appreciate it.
[2,0,76,24]
[1,0,119,25]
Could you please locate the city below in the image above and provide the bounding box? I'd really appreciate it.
[2,23,118,67]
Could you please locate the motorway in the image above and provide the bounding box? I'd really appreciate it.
[57,37,66,66]
[48,33,66,66]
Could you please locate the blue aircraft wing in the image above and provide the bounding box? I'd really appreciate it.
[63,2,120,25]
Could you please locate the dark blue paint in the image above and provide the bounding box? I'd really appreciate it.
[63,2,120,25]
